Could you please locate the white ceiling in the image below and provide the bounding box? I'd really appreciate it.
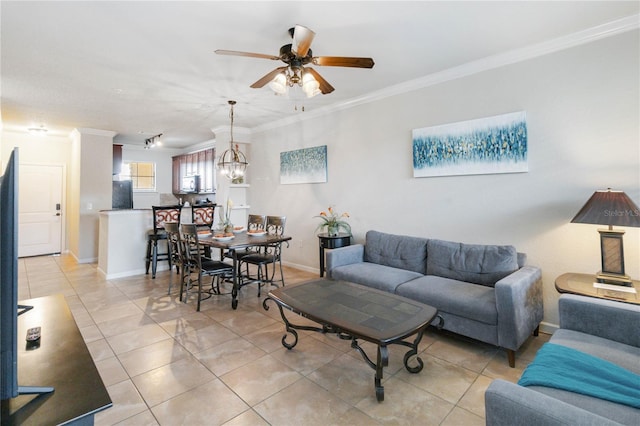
[1,1,638,149]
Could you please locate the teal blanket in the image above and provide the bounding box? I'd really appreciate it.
[518,343,640,408]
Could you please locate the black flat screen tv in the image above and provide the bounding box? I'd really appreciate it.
[1,148,53,401]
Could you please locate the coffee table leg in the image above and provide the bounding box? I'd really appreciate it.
[375,345,389,402]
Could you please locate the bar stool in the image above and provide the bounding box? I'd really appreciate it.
[145,205,182,278]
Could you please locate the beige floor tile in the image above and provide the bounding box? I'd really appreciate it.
[425,333,497,373]
[174,322,239,353]
[269,334,344,376]
[356,376,454,425]
[90,300,145,325]
[114,409,159,425]
[220,354,302,406]
[220,310,278,336]
[106,323,171,355]
[132,356,216,407]
[254,378,375,426]
[441,406,485,426]
[117,338,191,377]
[457,374,493,418]
[307,352,380,405]
[96,356,129,387]
[96,311,156,338]
[222,409,270,426]
[94,380,147,426]
[243,321,293,353]
[79,324,104,343]
[151,379,249,425]
[87,338,116,362]
[482,354,527,383]
[395,354,478,404]
[157,311,219,337]
[194,336,266,376]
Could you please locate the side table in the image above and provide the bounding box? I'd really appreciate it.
[555,272,639,304]
[317,232,352,277]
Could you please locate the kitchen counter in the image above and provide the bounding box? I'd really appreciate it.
[98,206,216,279]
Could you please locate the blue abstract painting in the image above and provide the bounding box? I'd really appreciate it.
[412,111,528,178]
[280,145,328,184]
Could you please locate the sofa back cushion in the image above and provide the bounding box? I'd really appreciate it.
[426,239,519,287]
[364,230,428,275]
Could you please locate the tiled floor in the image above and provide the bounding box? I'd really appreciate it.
[18,254,550,425]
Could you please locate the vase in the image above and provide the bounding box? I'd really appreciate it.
[327,225,339,236]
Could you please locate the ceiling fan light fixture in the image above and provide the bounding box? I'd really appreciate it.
[269,72,288,95]
[217,100,248,180]
[302,72,320,98]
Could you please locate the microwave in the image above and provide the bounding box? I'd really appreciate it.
[181,175,200,193]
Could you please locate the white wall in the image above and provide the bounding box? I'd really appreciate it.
[249,30,640,329]
[120,144,185,209]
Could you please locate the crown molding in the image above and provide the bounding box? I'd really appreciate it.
[253,14,639,134]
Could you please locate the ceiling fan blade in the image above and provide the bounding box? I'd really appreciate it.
[215,49,280,61]
[250,66,288,88]
[305,68,334,94]
[291,25,315,57]
[312,56,375,68]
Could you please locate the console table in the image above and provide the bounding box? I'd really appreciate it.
[555,273,639,305]
[1,294,112,425]
[317,232,351,277]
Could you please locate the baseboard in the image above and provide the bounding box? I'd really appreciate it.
[281,260,319,275]
[539,321,559,335]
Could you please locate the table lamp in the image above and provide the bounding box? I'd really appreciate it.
[571,188,640,285]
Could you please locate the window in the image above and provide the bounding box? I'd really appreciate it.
[122,162,156,191]
[172,148,216,194]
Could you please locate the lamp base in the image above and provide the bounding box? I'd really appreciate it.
[596,271,633,287]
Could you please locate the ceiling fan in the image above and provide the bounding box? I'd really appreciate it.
[215,25,374,98]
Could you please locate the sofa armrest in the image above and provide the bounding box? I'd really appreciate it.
[494,265,544,351]
[559,294,640,348]
[485,379,620,426]
[325,244,365,279]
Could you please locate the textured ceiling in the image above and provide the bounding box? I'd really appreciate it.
[1,1,638,148]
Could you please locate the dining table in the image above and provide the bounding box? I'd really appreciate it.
[197,231,292,309]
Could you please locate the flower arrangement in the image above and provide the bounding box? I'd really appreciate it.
[314,206,351,236]
[218,198,234,232]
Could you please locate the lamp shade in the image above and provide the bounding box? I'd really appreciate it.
[571,189,640,228]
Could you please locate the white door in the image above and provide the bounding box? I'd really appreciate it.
[18,164,64,257]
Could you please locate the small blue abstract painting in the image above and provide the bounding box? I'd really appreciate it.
[280,145,328,184]
[412,111,528,178]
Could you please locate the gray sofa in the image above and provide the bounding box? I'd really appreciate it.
[326,230,543,367]
[485,294,640,425]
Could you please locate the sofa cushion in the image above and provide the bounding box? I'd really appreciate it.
[331,263,424,294]
[396,275,497,325]
[364,230,428,275]
[426,239,518,287]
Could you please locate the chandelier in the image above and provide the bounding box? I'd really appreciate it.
[269,66,321,99]
[217,100,248,180]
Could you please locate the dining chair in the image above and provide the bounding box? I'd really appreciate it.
[222,213,266,262]
[180,224,234,311]
[192,204,216,257]
[191,204,216,231]
[163,222,186,296]
[145,205,182,278]
[239,215,287,296]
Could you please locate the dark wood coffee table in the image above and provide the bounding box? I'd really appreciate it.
[263,279,441,401]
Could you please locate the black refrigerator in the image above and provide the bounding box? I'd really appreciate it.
[112,180,133,209]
